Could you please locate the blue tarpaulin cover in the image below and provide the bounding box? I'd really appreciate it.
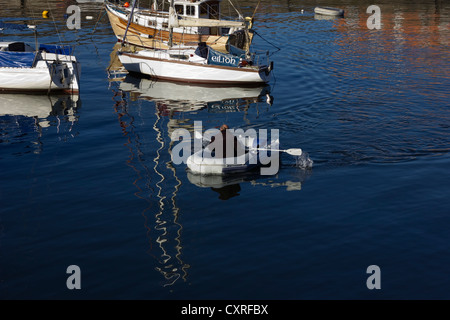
[228,45,246,58]
[39,44,73,55]
[0,51,36,68]
[0,21,29,31]
[207,47,240,67]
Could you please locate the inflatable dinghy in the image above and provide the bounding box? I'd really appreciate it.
[187,135,279,175]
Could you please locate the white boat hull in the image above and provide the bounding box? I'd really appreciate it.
[314,7,344,16]
[187,149,259,175]
[118,51,271,85]
[0,52,80,94]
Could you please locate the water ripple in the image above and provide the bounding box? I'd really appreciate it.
[253,5,450,168]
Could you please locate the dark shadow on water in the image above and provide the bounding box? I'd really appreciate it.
[211,183,241,200]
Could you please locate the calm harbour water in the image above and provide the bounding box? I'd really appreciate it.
[0,0,449,300]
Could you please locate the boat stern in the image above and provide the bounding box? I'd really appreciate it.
[258,61,274,83]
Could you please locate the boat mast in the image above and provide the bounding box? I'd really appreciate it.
[168,0,174,47]
[122,0,138,48]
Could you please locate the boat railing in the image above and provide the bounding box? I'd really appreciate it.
[246,49,272,68]
[121,31,170,51]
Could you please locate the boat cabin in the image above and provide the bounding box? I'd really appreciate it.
[170,0,230,36]
[0,42,35,52]
[173,0,221,20]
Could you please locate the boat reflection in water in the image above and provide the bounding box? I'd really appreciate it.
[0,94,81,153]
[113,75,310,285]
[111,75,275,286]
[117,73,272,108]
[187,170,305,201]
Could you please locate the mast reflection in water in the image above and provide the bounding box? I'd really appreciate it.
[110,74,273,286]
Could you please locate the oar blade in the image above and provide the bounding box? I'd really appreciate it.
[194,130,203,140]
[286,148,302,156]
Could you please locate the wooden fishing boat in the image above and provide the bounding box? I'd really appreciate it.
[105,0,254,52]
[116,0,273,85]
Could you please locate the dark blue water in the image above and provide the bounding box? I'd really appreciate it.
[1,0,449,300]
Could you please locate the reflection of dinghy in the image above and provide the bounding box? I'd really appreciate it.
[186,134,279,175]
[187,170,258,189]
[186,170,303,193]
[314,6,344,17]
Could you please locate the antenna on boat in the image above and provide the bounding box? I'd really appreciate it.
[122,0,138,48]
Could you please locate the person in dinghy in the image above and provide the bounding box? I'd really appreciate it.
[207,124,246,159]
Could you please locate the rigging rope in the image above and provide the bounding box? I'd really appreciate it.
[253,30,281,55]
[45,0,64,46]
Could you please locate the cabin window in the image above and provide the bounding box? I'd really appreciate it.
[169,54,189,60]
[147,20,155,27]
[175,4,184,15]
[210,3,220,19]
[186,5,196,16]
[162,22,169,29]
[200,4,208,16]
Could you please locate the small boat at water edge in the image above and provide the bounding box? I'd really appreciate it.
[0,42,81,94]
[0,22,80,94]
[118,44,273,85]
[314,6,344,17]
[186,134,279,175]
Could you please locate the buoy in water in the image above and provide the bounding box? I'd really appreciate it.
[42,10,49,19]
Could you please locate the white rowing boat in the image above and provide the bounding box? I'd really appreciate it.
[314,6,344,17]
